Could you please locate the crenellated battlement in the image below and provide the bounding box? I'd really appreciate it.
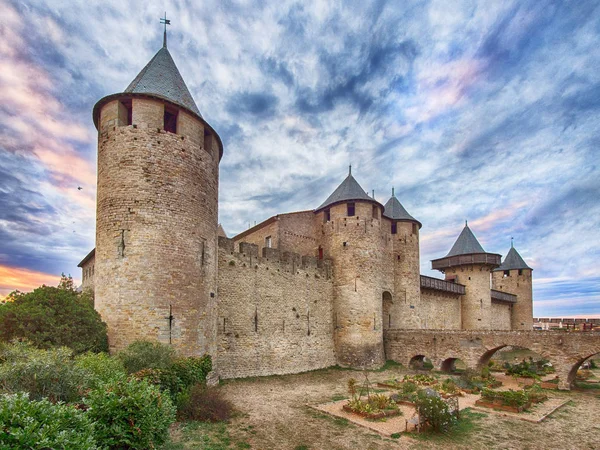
[218,236,332,279]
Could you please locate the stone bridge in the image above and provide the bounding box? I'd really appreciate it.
[384,330,600,390]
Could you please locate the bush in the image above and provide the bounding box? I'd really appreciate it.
[177,384,233,422]
[85,378,176,449]
[0,281,108,354]
[117,340,176,374]
[0,392,97,449]
[415,391,457,433]
[132,355,212,401]
[0,341,88,403]
[75,351,127,389]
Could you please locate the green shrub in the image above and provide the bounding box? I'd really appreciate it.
[177,384,233,422]
[0,282,108,354]
[132,355,212,401]
[75,351,127,389]
[171,355,212,388]
[415,391,457,433]
[85,378,176,449]
[0,392,97,449]
[117,340,176,374]
[0,342,87,403]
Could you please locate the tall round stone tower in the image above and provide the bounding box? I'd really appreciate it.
[432,223,501,330]
[316,168,388,368]
[492,243,533,330]
[382,188,422,329]
[92,36,223,357]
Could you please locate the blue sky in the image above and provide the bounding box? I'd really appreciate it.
[0,0,598,317]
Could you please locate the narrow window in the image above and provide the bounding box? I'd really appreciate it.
[372,205,378,219]
[518,269,523,276]
[347,202,355,217]
[265,236,272,248]
[164,108,178,133]
[119,99,132,126]
[412,223,418,235]
[324,209,330,222]
[504,270,510,277]
[391,222,397,234]
[318,246,324,260]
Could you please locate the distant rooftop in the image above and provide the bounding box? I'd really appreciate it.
[446,223,486,257]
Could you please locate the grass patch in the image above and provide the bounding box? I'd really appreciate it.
[305,408,351,428]
[163,421,251,450]
[574,381,600,390]
[330,394,347,401]
[370,360,403,372]
[406,408,486,445]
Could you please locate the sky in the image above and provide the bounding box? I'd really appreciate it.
[0,0,599,317]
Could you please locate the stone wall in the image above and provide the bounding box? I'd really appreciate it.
[217,237,336,378]
[419,289,461,329]
[278,211,319,256]
[490,301,511,330]
[233,219,279,254]
[95,96,220,358]
[492,268,533,330]
[445,265,492,330]
[80,253,96,292]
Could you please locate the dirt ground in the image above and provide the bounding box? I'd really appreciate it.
[168,365,600,450]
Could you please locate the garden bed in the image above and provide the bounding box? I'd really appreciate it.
[474,399,530,413]
[341,404,403,420]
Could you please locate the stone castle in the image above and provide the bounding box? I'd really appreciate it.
[79,38,536,380]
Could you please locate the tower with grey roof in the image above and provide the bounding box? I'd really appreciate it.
[316,167,388,368]
[492,243,533,330]
[383,188,422,329]
[432,223,502,330]
[92,36,223,357]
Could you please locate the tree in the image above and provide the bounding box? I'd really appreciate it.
[0,278,108,354]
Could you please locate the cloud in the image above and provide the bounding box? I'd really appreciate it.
[1,0,599,317]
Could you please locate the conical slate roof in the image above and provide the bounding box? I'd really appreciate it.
[383,189,421,227]
[446,224,486,257]
[124,46,202,118]
[495,246,532,271]
[316,169,377,211]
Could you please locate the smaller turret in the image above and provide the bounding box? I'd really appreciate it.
[492,241,533,330]
[432,223,501,330]
[383,188,422,329]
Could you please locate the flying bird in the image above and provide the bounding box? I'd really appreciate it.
[77,186,83,190]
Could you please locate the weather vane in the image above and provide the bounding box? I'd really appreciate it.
[160,12,171,48]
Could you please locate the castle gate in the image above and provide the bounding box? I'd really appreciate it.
[384,329,600,389]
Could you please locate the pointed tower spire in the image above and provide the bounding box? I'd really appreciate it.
[315,169,381,211]
[383,190,421,228]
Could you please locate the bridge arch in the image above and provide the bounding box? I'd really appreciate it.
[409,354,433,371]
[440,357,467,373]
[566,352,600,387]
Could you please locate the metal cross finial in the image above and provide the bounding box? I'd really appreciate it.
[160,12,171,48]
[465,220,468,227]
[349,164,352,175]
[392,187,395,197]
[511,236,514,248]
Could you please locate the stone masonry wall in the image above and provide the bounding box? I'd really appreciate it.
[279,211,319,256]
[233,219,279,255]
[490,301,511,330]
[445,265,492,330]
[492,269,533,330]
[216,237,336,378]
[419,289,461,329]
[95,96,219,358]
[80,255,95,292]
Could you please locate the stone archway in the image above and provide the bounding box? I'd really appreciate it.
[382,291,393,330]
[441,357,467,373]
[566,352,600,388]
[409,354,433,371]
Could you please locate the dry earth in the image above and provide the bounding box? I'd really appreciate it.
[167,365,600,450]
